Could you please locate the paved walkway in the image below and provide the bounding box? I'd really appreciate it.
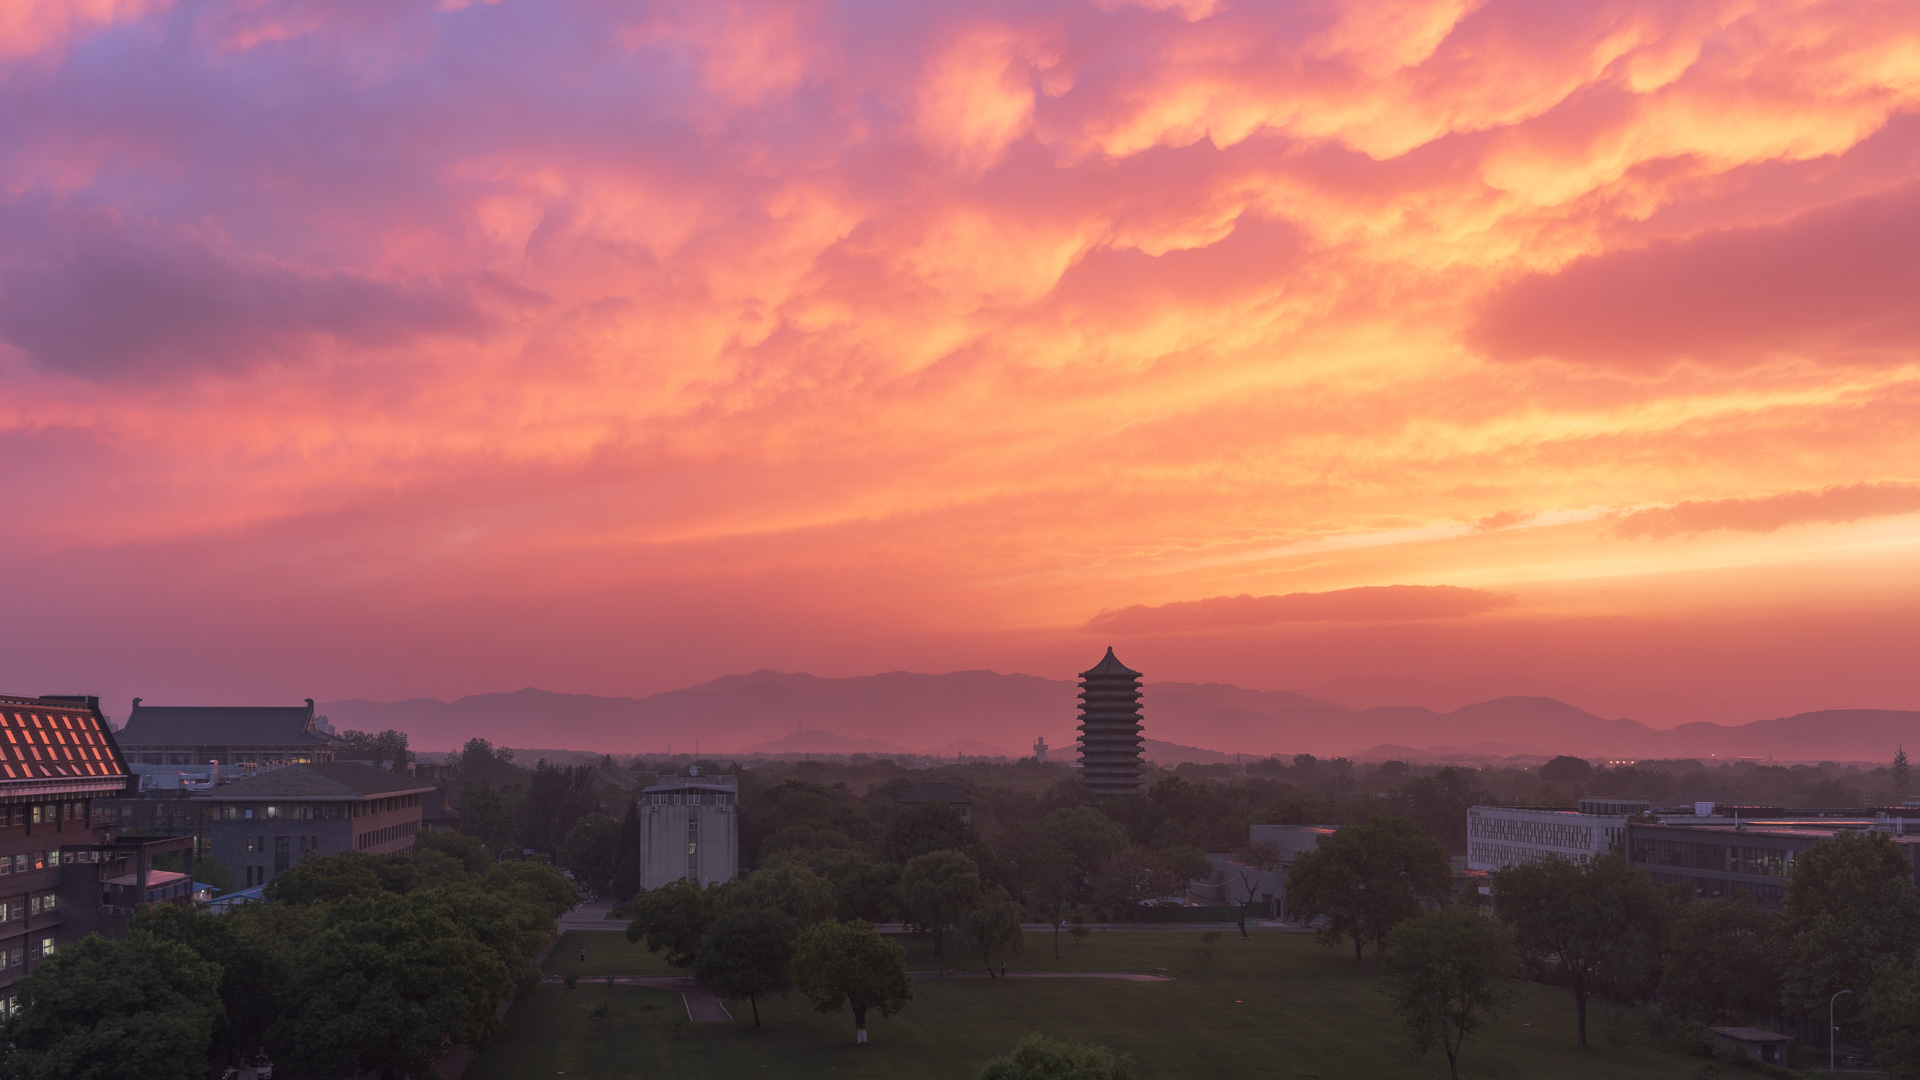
[908,971,1172,981]
[558,900,618,931]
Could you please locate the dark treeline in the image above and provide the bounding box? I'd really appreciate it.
[0,832,575,1080]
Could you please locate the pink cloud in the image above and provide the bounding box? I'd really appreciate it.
[1086,585,1515,633]
[1615,483,1920,539]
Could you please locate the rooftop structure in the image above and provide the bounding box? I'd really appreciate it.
[1077,647,1145,799]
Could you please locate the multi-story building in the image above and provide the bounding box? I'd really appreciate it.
[638,771,738,890]
[1628,815,1920,910]
[1465,798,1646,873]
[195,762,432,889]
[0,693,194,1015]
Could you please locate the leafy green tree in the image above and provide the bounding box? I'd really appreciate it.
[2,932,223,1080]
[1228,841,1281,939]
[131,903,288,1069]
[1659,892,1781,1023]
[1494,854,1667,1046]
[484,859,579,925]
[1896,746,1912,805]
[820,853,902,923]
[522,759,600,857]
[979,1035,1135,1080]
[1400,768,1492,855]
[693,907,797,1026]
[1094,844,1209,917]
[792,919,913,1044]
[1781,830,1920,1029]
[1865,947,1920,1079]
[884,801,977,864]
[958,888,1025,976]
[558,813,622,897]
[1382,906,1518,1080]
[611,799,641,902]
[338,728,414,771]
[414,828,494,874]
[1283,816,1450,962]
[455,780,524,855]
[901,850,982,974]
[275,892,514,1080]
[264,850,388,904]
[627,878,716,967]
[724,863,837,926]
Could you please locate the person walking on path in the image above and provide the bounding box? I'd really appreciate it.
[579,948,586,963]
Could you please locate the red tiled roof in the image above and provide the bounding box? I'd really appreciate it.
[0,698,129,783]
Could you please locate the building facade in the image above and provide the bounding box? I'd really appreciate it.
[116,698,344,772]
[638,773,739,891]
[0,694,143,1015]
[1627,818,1920,910]
[1077,647,1145,799]
[196,763,431,889]
[1465,798,1643,873]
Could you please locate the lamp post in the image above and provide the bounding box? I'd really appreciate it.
[1832,988,1853,1072]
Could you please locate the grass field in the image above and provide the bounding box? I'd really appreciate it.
[482,928,1729,1079]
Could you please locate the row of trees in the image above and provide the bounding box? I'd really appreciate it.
[0,832,574,1080]
[1294,821,1920,1079]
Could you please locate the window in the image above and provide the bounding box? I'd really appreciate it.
[32,851,44,871]
[40,893,54,912]
[274,836,290,872]
[266,805,280,819]
[28,896,40,916]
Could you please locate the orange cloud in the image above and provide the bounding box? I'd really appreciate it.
[1086,585,1516,633]
[1615,483,1920,539]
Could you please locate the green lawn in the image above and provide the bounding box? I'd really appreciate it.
[479,930,1733,1079]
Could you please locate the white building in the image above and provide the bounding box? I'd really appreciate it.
[1465,798,1645,873]
[638,771,739,891]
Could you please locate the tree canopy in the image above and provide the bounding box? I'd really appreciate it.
[1382,906,1518,1080]
[1286,816,1451,962]
[2,933,222,1080]
[792,919,913,1044]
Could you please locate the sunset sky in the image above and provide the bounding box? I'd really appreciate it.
[3,0,1918,730]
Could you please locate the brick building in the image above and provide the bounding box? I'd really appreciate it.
[196,763,431,889]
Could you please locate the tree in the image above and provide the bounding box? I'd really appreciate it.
[264,850,388,904]
[455,781,524,855]
[627,878,715,967]
[132,903,287,1069]
[484,859,579,924]
[979,1035,1136,1080]
[276,892,514,1080]
[1095,845,1209,917]
[901,850,982,974]
[414,827,494,875]
[957,888,1025,976]
[1228,840,1281,939]
[820,853,901,923]
[611,799,641,903]
[1382,906,1518,1080]
[1898,746,1912,808]
[1781,831,1920,1029]
[726,864,838,926]
[1865,947,1920,1079]
[1537,755,1594,790]
[1400,768,1493,855]
[558,813,622,897]
[338,728,414,772]
[1285,816,1451,962]
[2,932,222,1080]
[693,908,797,1026]
[792,919,914,1044]
[1493,854,1667,1046]
[1659,892,1781,1023]
[522,759,600,857]
[883,801,977,864]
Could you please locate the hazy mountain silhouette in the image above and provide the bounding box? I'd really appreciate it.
[319,671,1920,762]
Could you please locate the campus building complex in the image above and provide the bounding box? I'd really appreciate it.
[638,771,739,890]
[1077,648,1145,799]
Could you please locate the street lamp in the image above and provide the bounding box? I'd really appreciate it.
[1832,988,1853,1072]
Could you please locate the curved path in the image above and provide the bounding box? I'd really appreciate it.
[547,975,733,1021]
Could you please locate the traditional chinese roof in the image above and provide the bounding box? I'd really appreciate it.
[118,698,340,748]
[192,762,432,801]
[0,694,132,793]
[1080,647,1143,679]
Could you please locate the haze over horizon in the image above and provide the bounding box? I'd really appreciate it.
[3,1,1918,740]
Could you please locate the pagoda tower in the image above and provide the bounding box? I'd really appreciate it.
[1077,646,1144,798]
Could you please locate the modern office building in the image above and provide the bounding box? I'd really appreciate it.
[196,762,432,889]
[1628,815,1920,910]
[638,771,739,890]
[1077,647,1145,798]
[1465,798,1645,873]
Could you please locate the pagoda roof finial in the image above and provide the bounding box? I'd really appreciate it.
[1080,646,1142,679]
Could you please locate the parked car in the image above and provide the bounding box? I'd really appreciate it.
[252,1055,273,1079]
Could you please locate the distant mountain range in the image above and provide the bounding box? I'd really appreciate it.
[317,670,1920,763]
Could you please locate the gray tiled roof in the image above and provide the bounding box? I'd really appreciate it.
[119,699,338,747]
[192,762,432,800]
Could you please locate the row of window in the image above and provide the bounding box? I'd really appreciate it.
[0,894,59,920]
[1469,842,1599,868]
[1630,838,1794,878]
[1646,871,1788,907]
[217,794,417,821]
[0,802,90,829]
[357,820,418,850]
[1467,815,1598,851]
[649,792,731,806]
[137,753,316,765]
[0,936,58,969]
